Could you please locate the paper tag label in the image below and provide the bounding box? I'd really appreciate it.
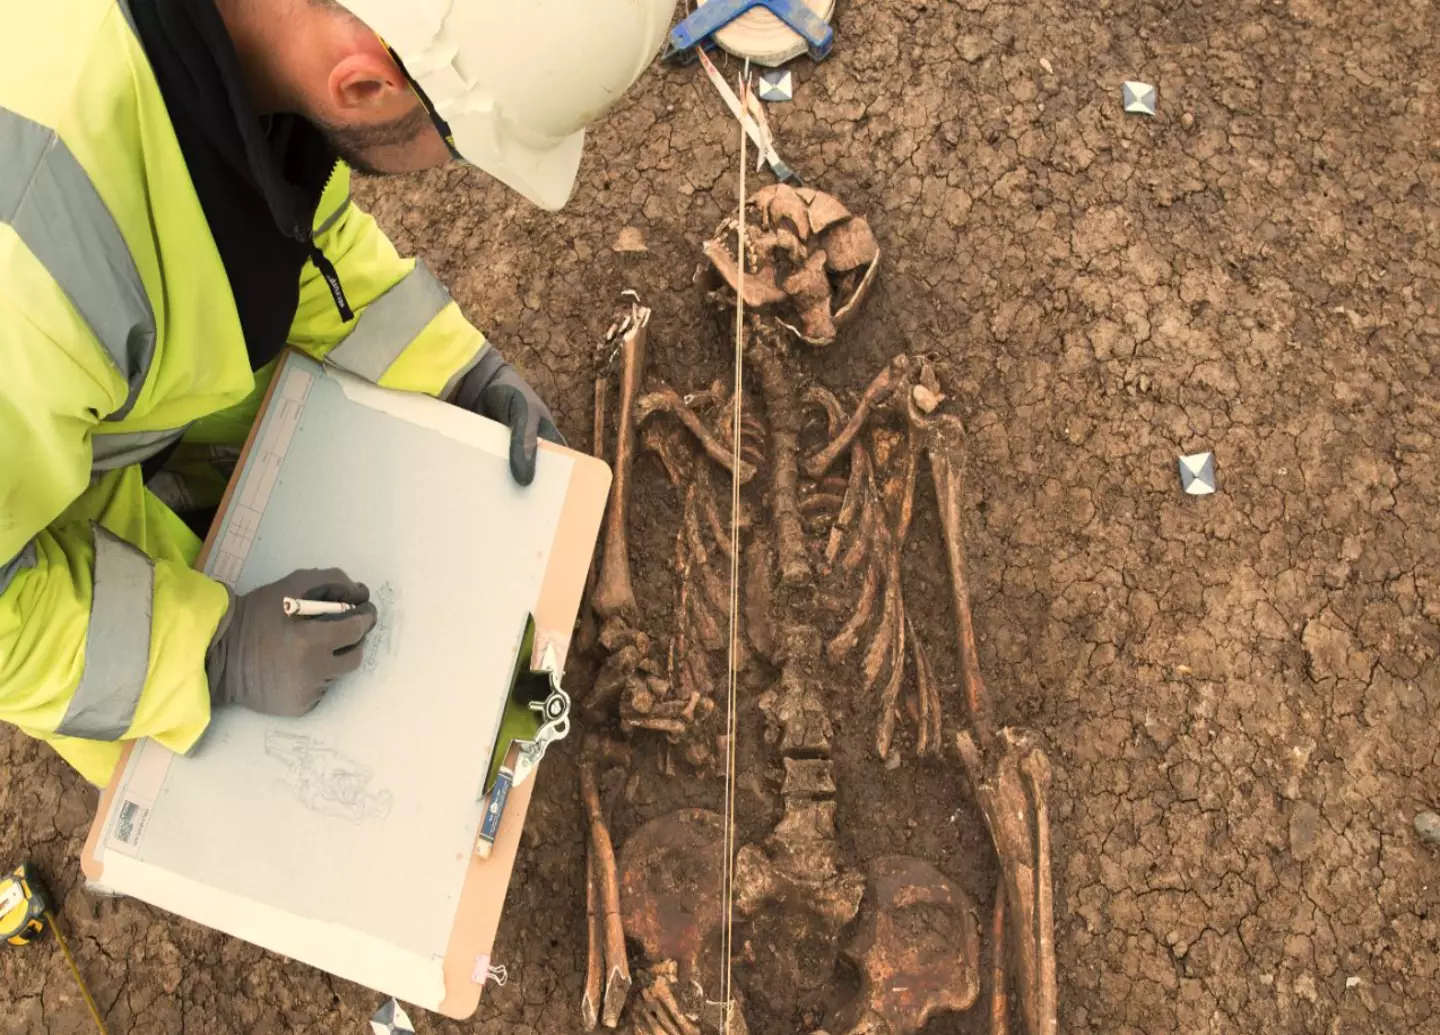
[112,799,151,851]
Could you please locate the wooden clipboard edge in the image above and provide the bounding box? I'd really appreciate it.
[82,351,301,884]
[437,443,613,1019]
[81,744,129,882]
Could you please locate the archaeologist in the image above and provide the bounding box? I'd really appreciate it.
[0,0,674,785]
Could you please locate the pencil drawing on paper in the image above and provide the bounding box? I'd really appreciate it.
[264,731,393,824]
[361,580,402,675]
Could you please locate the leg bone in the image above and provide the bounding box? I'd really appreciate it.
[580,762,631,1026]
[1022,751,1057,1035]
[577,373,611,654]
[990,877,1008,1035]
[592,302,650,622]
[583,847,604,1030]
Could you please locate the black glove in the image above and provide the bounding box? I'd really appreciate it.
[453,346,564,486]
[206,569,378,718]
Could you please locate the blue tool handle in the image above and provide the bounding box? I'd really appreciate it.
[669,0,834,58]
[476,766,515,858]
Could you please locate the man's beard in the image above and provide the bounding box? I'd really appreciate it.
[313,104,433,177]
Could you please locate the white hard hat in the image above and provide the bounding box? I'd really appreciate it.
[338,0,677,209]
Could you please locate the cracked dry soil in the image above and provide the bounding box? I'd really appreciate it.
[5,0,1440,1031]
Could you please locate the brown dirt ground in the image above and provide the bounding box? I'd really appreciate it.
[6,0,1440,1031]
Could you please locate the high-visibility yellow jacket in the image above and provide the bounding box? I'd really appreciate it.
[1,0,489,785]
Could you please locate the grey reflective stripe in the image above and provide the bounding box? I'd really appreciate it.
[91,426,188,473]
[0,541,38,596]
[325,259,452,383]
[312,192,352,239]
[0,107,156,421]
[56,526,154,742]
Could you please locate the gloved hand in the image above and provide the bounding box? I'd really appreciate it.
[206,569,378,718]
[453,345,565,486]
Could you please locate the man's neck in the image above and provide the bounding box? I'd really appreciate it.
[213,0,297,113]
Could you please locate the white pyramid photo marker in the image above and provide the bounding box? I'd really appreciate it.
[758,68,794,103]
[370,999,415,1035]
[1123,80,1157,116]
[1178,452,1216,495]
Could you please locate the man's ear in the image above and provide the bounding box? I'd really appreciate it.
[326,50,411,120]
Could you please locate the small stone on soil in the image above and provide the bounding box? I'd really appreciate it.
[1289,801,1322,861]
[613,227,648,253]
[958,35,989,63]
[1415,810,1440,845]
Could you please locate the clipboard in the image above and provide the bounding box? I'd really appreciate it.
[81,350,610,1019]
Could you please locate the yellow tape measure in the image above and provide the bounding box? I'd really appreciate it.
[0,863,48,945]
[0,863,109,1034]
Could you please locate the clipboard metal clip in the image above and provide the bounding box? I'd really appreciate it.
[475,643,572,859]
[511,644,570,790]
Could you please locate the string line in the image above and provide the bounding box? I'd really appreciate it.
[719,62,750,1035]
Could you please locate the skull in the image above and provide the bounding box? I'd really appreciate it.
[699,185,881,347]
